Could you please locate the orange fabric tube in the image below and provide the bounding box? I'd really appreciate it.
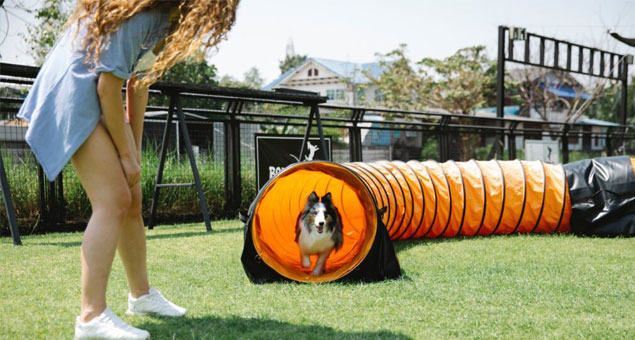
[342,159,572,240]
[250,159,581,283]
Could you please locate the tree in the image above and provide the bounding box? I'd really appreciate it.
[578,76,634,124]
[367,44,497,159]
[218,66,263,89]
[512,67,618,123]
[279,54,307,75]
[23,0,73,65]
[161,54,218,85]
[242,67,264,89]
[367,44,496,114]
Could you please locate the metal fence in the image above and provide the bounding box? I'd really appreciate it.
[1,62,634,235]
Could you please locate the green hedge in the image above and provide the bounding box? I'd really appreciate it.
[0,147,257,235]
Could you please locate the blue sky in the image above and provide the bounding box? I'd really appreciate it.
[2,0,634,84]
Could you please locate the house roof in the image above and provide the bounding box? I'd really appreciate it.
[263,57,383,90]
[578,117,621,127]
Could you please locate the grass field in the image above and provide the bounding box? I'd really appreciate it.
[1,220,634,339]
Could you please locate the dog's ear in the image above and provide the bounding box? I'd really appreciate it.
[321,192,332,204]
[308,191,319,203]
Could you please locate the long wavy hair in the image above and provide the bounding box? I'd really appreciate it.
[68,0,239,87]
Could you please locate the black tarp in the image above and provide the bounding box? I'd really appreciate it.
[564,156,635,237]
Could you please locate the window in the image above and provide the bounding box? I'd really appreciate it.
[314,68,319,76]
[356,89,366,101]
[326,89,346,101]
[374,89,384,102]
[308,69,312,77]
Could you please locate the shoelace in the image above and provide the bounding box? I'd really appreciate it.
[146,291,178,313]
[101,309,137,332]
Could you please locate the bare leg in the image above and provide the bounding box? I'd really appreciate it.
[72,123,132,323]
[117,124,150,298]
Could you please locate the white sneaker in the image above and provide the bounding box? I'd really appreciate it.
[126,288,186,317]
[74,307,150,340]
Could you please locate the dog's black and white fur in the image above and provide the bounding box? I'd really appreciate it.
[295,192,343,276]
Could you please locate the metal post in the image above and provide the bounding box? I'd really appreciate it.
[37,165,47,229]
[298,107,315,161]
[562,125,569,164]
[148,95,176,229]
[224,100,242,216]
[620,60,629,126]
[176,96,212,231]
[48,179,57,228]
[508,121,518,160]
[495,26,506,159]
[438,116,450,162]
[606,127,613,157]
[56,174,64,225]
[349,108,363,162]
[0,152,21,245]
[313,105,330,161]
[299,104,329,162]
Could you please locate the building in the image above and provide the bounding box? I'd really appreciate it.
[263,57,384,105]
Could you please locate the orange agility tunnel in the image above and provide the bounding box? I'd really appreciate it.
[241,156,635,283]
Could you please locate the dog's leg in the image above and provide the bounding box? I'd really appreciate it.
[300,250,311,268]
[312,251,330,276]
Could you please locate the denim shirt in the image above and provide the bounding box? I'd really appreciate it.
[17,9,170,180]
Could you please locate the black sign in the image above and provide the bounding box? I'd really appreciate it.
[255,134,332,189]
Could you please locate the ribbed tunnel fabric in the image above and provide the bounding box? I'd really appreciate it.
[250,159,578,283]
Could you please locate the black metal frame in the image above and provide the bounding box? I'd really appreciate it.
[496,26,630,162]
[0,151,20,245]
[1,62,634,237]
[146,83,328,229]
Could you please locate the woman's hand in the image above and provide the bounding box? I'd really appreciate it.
[120,153,141,187]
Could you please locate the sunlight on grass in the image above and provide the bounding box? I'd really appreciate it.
[1,221,634,339]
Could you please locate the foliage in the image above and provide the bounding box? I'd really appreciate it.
[218,67,264,89]
[23,0,73,65]
[586,75,635,125]
[160,53,219,86]
[0,147,257,235]
[279,54,307,75]
[367,44,496,114]
[418,45,496,114]
[420,136,439,161]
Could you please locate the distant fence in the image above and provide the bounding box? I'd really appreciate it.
[1,62,634,234]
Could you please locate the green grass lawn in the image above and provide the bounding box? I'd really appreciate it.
[1,220,634,339]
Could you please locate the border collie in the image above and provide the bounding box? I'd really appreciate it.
[295,192,343,276]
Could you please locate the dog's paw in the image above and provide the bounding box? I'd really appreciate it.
[302,257,311,268]
[311,268,323,276]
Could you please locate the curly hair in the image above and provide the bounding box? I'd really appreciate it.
[68,0,240,87]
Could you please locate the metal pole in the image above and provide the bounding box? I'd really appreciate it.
[313,105,330,161]
[298,107,315,161]
[176,96,212,231]
[0,152,21,245]
[562,125,569,164]
[224,100,242,216]
[148,94,176,229]
[496,26,506,158]
[37,165,47,229]
[620,60,629,126]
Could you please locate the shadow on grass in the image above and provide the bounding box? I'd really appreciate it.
[139,315,412,340]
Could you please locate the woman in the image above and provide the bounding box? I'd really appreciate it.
[17,1,240,339]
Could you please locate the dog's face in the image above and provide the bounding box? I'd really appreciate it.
[303,192,338,234]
